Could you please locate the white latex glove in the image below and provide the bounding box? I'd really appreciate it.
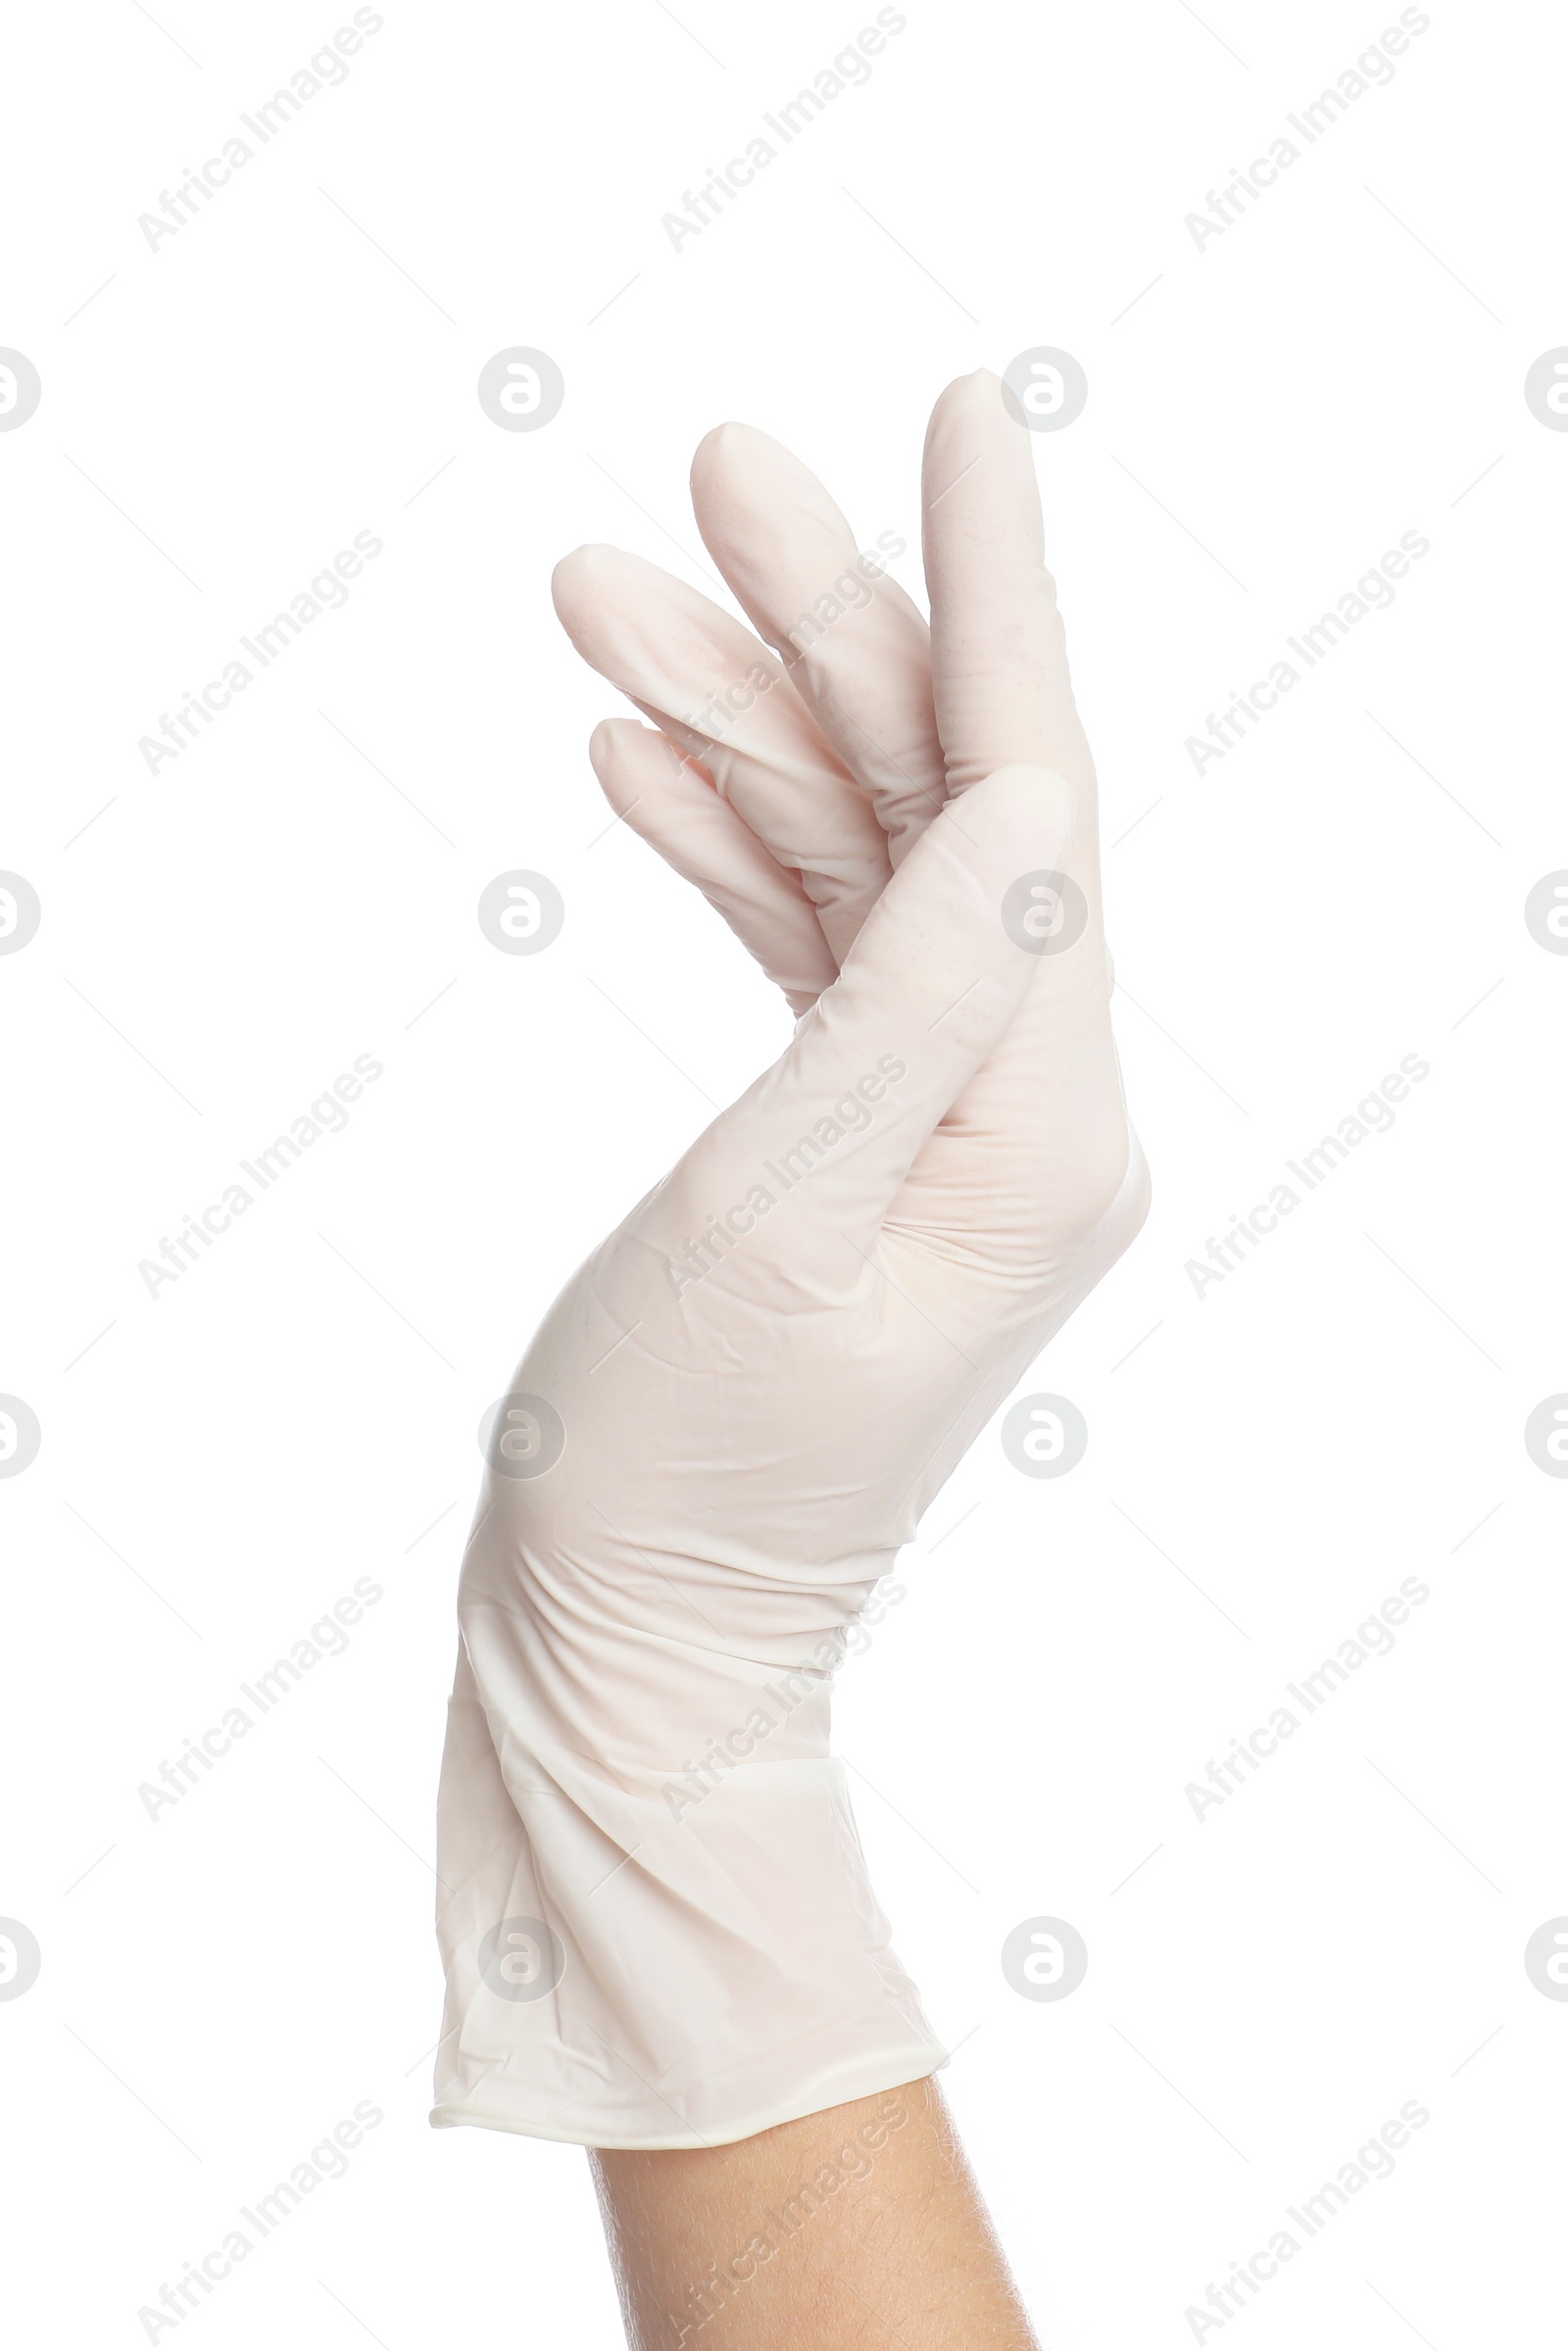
[432,372,1149,2150]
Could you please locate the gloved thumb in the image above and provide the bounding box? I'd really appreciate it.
[673,763,1075,1255]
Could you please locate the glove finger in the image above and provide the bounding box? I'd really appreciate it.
[690,423,947,866]
[906,375,1128,1264]
[590,718,837,1016]
[922,370,1102,912]
[651,765,1074,1280]
[554,544,891,964]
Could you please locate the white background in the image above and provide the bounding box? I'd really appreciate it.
[3,0,1566,2342]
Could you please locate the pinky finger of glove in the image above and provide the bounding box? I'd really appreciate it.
[589,718,839,1016]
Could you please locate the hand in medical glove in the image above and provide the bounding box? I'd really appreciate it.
[432,371,1149,2154]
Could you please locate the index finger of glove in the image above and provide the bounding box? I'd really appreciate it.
[922,370,1102,912]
